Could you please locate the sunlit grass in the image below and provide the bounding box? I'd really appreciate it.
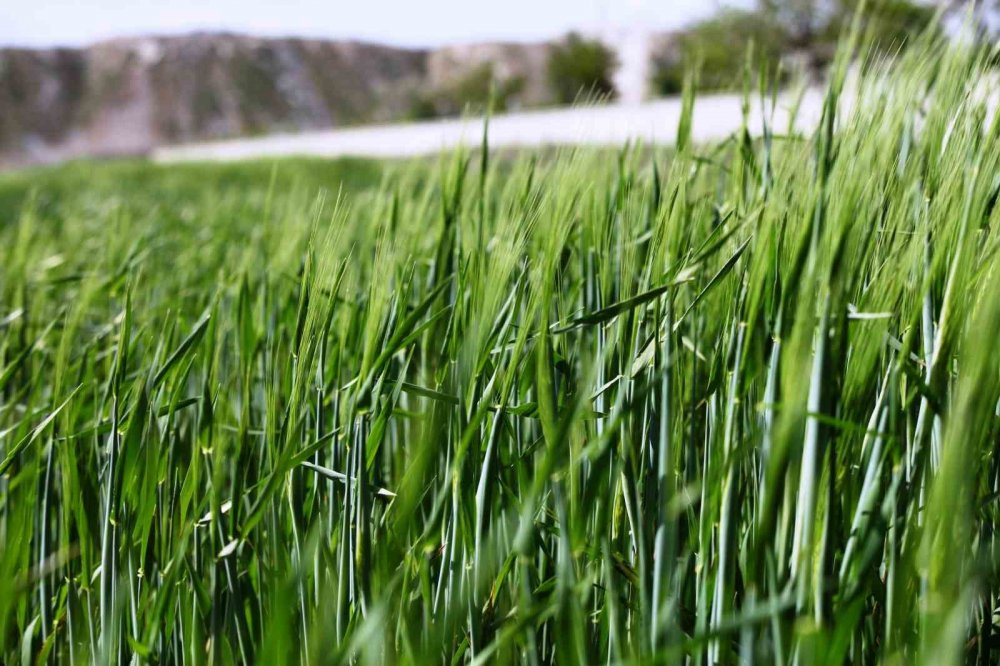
[1,30,998,665]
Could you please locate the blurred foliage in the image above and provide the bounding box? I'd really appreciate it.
[409,63,526,119]
[409,32,620,118]
[829,0,939,55]
[651,0,938,95]
[547,32,618,104]
[651,10,790,95]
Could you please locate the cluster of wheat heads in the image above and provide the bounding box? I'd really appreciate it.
[1,33,999,665]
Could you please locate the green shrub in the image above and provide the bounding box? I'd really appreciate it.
[407,92,439,120]
[651,1,938,96]
[546,32,618,103]
[825,0,938,54]
[651,10,790,95]
[409,62,526,119]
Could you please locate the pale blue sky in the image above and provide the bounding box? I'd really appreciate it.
[0,0,746,48]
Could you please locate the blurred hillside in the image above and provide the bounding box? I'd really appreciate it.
[0,1,994,168]
[0,35,426,167]
[0,33,588,168]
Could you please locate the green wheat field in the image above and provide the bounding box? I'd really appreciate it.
[1,29,999,665]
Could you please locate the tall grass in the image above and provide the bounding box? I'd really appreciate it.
[1,32,999,665]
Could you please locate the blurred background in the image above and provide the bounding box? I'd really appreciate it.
[0,0,997,169]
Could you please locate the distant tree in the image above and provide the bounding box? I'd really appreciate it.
[759,0,940,49]
[651,10,790,95]
[760,0,937,49]
[546,33,618,104]
[818,0,938,56]
[408,63,526,119]
[759,0,838,45]
[651,0,943,98]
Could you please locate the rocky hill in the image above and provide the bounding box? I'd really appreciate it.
[0,33,554,168]
[6,3,986,169]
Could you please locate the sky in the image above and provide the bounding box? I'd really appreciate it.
[0,0,744,48]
